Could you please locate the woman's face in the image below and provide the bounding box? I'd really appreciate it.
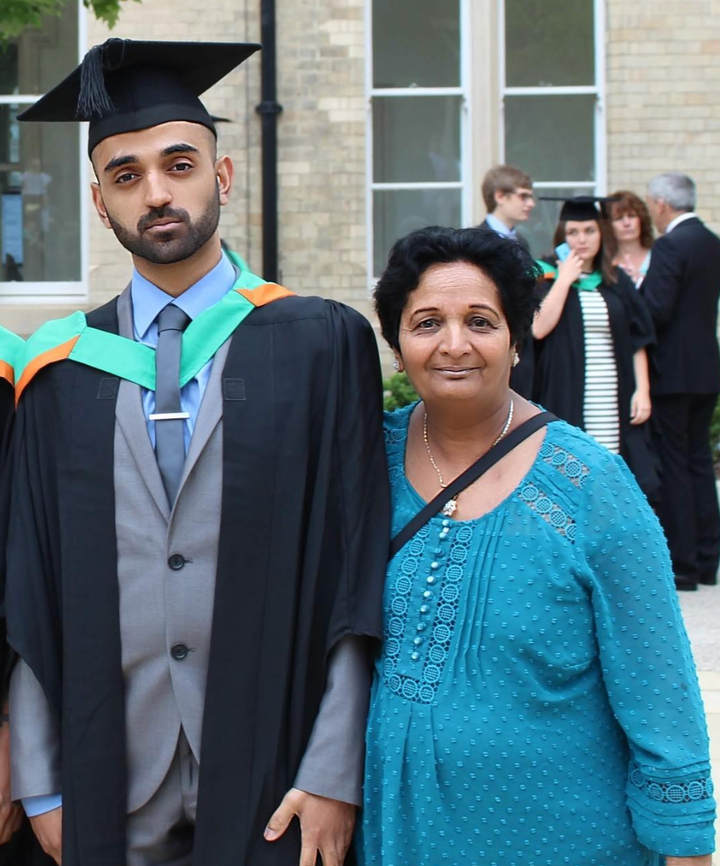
[611,209,641,243]
[564,220,602,268]
[395,261,514,406]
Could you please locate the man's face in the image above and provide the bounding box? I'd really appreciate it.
[494,187,535,226]
[91,121,230,264]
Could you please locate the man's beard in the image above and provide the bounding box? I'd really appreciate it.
[106,186,221,265]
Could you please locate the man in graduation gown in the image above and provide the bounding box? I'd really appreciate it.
[5,39,389,866]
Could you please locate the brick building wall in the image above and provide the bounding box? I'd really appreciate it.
[605,0,720,232]
[5,1,720,337]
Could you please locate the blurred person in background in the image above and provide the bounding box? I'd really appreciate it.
[609,190,654,288]
[479,164,535,251]
[479,165,536,394]
[643,172,720,592]
[532,196,659,499]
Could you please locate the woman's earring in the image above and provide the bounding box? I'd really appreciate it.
[392,359,400,371]
[512,352,520,367]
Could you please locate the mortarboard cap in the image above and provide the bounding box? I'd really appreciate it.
[17,39,260,156]
[540,195,619,222]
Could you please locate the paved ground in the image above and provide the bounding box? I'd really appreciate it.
[678,584,720,796]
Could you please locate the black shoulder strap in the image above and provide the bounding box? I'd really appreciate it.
[389,411,558,560]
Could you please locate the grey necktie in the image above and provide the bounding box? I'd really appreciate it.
[154,303,191,505]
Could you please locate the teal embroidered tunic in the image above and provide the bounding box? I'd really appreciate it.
[358,406,715,866]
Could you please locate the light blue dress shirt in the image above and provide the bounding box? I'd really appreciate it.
[485,212,517,239]
[22,253,237,819]
[133,252,237,451]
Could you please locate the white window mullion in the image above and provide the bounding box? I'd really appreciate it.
[594,0,607,194]
[364,0,375,292]
[460,0,472,228]
[504,86,599,97]
[372,182,464,191]
[0,95,38,105]
[371,87,464,98]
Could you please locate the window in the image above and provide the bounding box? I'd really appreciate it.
[368,0,471,279]
[500,0,605,255]
[0,1,86,303]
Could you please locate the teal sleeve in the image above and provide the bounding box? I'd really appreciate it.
[577,452,715,857]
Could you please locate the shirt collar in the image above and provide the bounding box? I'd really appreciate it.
[485,213,516,238]
[665,211,697,234]
[131,252,237,342]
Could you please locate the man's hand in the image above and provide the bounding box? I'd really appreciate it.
[0,713,23,844]
[30,806,62,865]
[264,788,355,866]
[630,388,652,425]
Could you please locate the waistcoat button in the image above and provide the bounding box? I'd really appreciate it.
[171,643,189,660]
[168,553,186,570]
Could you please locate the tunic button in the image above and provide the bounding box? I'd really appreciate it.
[416,622,427,631]
[420,604,430,614]
[426,576,436,585]
[411,651,420,661]
[413,637,423,646]
[423,590,433,599]
[168,553,186,570]
[171,643,189,660]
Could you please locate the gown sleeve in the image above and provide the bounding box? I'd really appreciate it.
[577,449,715,858]
[324,301,390,650]
[615,268,656,353]
[4,375,63,718]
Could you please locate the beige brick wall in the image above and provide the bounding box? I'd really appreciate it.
[13,1,720,337]
[275,0,369,317]
[606,0,720,232]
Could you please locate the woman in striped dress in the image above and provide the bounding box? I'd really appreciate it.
[531,196,659,498]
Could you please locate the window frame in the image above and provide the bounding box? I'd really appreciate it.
[497,0,607,198]
[0,0,88,305]
[366,0,473,285]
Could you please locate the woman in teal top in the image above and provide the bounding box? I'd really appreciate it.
[357,226,714,866]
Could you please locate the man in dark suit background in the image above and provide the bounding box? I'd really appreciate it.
[478,164,535,251]
[643,172,720,592]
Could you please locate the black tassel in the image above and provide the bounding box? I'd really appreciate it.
[77,43,115,118]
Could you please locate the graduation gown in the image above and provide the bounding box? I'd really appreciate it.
[5,288,390,866]
[532,267,660,497]
[0,328,54,866]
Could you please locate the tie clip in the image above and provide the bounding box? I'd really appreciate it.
[149,412,190,422]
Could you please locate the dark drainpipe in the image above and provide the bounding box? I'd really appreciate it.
[256,0,283,283]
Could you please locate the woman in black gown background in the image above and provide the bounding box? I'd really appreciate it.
[530,196,659,499]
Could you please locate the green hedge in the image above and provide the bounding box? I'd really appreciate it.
[383,373,418,412]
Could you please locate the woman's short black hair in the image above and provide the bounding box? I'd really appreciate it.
[374,225,542,352]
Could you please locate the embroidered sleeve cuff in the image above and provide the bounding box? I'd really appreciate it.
[627,763,716,856]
